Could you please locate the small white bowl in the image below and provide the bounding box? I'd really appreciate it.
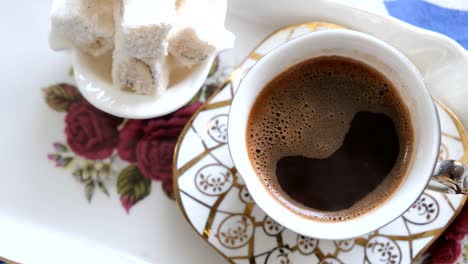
[72,50,215,119]
[72,0,233,119]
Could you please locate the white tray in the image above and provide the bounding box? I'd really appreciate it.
[0,1,467,263]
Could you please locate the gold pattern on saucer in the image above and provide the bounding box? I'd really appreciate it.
[403,193,440,225]
[436,98,468,163]
[206,114,229,143]
[217,215,254,249]
[172,22,467,264]
[194,164,233,196]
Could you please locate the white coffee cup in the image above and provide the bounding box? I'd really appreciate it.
[228,30,467,240]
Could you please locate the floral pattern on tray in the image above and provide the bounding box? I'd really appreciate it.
[172,22,468,264]
[43,56,232,213]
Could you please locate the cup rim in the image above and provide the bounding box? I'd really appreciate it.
[227,29,440,239]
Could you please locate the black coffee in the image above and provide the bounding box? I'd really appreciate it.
[246,56,413,221]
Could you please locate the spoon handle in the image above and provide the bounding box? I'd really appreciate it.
[428,160,468,195]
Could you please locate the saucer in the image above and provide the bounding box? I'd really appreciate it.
[173,23,468,264]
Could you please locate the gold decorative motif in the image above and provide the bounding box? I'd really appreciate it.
[195,164,233,196]
[216,215,254,249]
[403,193,439,224]
[207,114,229,143]
[334,239,355,252]
[365,236,402,264]
[263,216,285,236]
[297,235,319,255]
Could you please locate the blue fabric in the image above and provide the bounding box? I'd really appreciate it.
[384,0,468,49]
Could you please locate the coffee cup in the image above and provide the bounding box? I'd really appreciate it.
[228,30,468,239]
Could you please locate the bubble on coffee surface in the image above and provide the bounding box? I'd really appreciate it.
[247,56,412,221]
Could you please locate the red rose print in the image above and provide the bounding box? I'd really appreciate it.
[426,204,467,263]
[447,205,468,240]
[428,237,461,264]
[136,102,202,192]
[117,120,147,163]
[65,101,122,160]
[137,140,176,192]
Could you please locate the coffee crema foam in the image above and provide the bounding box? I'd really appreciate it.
[246,56,413,222]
